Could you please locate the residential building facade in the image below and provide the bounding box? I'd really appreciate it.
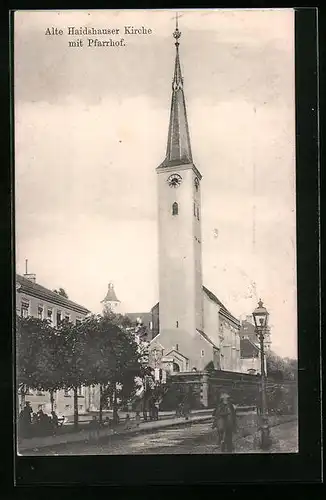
[16,273,91,415]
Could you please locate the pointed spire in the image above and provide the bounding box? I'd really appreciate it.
[163,13,193,166]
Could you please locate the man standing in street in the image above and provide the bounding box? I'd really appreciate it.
[212,392,237,452]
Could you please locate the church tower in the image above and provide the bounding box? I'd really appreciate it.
[157,17,203,344]
[101,283,121,315]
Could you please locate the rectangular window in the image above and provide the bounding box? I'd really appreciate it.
[200,349,205,357]
[56,311,62,325]
[47,308,53,324]
[79,405,83,410]
[64,389,70,397]
[193,202,196,216]
[38,305,44,320]
[21,301,29,318]
[197,207,200,220]
[78,386,83,397]
[65,404,71,410]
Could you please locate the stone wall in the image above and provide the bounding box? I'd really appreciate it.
[160,370,298,414]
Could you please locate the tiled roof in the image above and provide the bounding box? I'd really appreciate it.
[16,274,90,315]
[203,286,240,326]
[240,337,260,358]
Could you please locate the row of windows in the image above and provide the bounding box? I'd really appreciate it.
[20,300,82,326]
[171,202,200,220]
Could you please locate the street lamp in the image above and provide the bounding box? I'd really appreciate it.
[252,299,271,450]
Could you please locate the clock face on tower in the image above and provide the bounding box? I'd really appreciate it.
[167,173,182,188]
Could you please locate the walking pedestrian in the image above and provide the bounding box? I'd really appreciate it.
[51,410,59,435]
[212,392,237,453]
[88,416,100,443]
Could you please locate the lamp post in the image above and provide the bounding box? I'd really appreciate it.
[252,299,271,450]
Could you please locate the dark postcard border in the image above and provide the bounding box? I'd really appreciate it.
[2,6,321,487]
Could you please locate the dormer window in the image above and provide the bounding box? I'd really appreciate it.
[172,202,178,216]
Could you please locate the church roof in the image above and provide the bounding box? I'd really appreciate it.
[203,286,240,327]
[197,329,218,348]
[159,17,193,168]
[16,274,90,315]
[101,283,120,303]
[240,337,260,358]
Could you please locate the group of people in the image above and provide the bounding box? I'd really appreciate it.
[19,392,238,452]
[18,401,63,438]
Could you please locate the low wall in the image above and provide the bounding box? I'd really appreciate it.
[161,370,297,414]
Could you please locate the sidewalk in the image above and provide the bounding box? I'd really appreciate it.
[18,410,212,453]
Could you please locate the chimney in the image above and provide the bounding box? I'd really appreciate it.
[24,259,36,283]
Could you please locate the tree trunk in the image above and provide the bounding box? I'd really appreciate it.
[50,390,55,412]
[20,384,26,411]
[99,384,103,424]
[73,387,79,430]
[113,386,118,424]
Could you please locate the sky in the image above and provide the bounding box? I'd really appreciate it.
[14,9,297,358]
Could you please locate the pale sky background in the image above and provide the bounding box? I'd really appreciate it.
[14,9,297,358]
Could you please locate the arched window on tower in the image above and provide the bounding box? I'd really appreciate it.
[197,207,200,220]
[172,202,178,216]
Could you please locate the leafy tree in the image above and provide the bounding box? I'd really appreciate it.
[266,351,297,381]
[204,361,216,373]
[56,318,90,428]
[16,316,66,411]
[77,313,141,423]
[17,311,142,428]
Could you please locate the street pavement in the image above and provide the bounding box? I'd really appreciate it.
[27,418,298,455]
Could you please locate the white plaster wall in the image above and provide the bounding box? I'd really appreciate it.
[203,293,220,348]
[157,165,203,336]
